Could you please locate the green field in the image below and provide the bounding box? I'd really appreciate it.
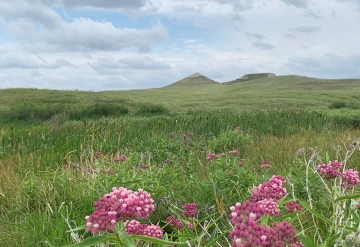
[1,74,360,246]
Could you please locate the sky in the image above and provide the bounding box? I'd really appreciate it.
[0,0,359,91]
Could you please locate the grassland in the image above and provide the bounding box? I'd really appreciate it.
[1,74,360,246]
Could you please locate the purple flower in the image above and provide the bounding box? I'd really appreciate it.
[125,220,163,239]
[229,150,240,156]
[317,160,342,178]
[257,199,280,216]
[182,203,198,218]
[284,201,302,213]
[206,153,220,162]
[250,176,287,202]
[341,169,360,187]
[85,187,155,233]
[114,155,127,162]
[166,216,193,231]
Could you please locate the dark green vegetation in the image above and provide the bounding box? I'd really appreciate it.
[1,74,360,246]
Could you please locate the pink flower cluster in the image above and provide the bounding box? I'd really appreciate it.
[316,160,342,178]
[206,153,220,162]
[229,150,240,156]
[317,160,360,187]
[229,201,299,247]
[181,203,198,217]
[341,169,360,187]
[250,176,287,202]
[114,155,127,162]
[257,199,280,216]
[260,160,271,169]
[86,187,155,233]
[284,201,302,213]
[166,215,193,231]
[125,220,163,239]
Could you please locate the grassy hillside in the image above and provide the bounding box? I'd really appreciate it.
[1,75,360,121]
[163,72,220,87]
[224,72,276,84]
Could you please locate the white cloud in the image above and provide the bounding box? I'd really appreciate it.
[0,54,74,69]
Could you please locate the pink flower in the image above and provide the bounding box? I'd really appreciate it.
[114,155,127,162]
[166,215,193,230]
[229,200,299,246]
[317,160,342,178]
[284,201,302,213]
[85,187,155,233]
[182,203,198,218]
[206,153,220,162]
[341,169,360,187]
[260,159,271,169]
[250,176,287,202]
[229,150,240,156]
[236,161,244,167]
[257,199,280,216]
[125,220,163,239]
[140,164,150,169]
[260,163,272,169]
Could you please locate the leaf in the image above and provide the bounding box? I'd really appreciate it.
[334,193,360,203]
[118,231,136,247]
[66,225,86,233]
[62,235,118,247]
[129,235,184,245]
[205,230,230,247]
[298,200,332,225]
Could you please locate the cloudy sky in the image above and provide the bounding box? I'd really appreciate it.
[0,0,359,90]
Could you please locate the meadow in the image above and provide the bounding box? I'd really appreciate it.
[1,75,360,247]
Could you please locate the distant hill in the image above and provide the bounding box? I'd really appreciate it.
[224,73,276,85]
[1,74,360,118]
[163,73,220,87]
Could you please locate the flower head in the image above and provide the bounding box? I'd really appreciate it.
[317,160,342,178]
[85,187,155,233]
[341,169,360,187]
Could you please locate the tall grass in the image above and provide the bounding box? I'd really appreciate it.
[0,109,359,246]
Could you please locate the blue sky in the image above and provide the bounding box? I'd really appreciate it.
[0,0,359,91]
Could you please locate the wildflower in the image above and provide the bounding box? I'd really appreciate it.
[229,200,299,247]
[260,163,271,169]
[226,170,232,176]
[257,198,280,216]
[168,132,175,138]
[125,220,163,239]
[140,164,150,169]
[85,187,155,233]
[317,160,342,178]
[250,175,287,202]
[182,203,198,217]
[284,201,302,213]
[114,155,127,162]
[187,132,194,137]
[206,153,220,162]
[260,159,271,169]
[269,221,299,246]
[236,161,244,167]
[341,169,360,187]
[166,215,193,230]
[229,150,240,156]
